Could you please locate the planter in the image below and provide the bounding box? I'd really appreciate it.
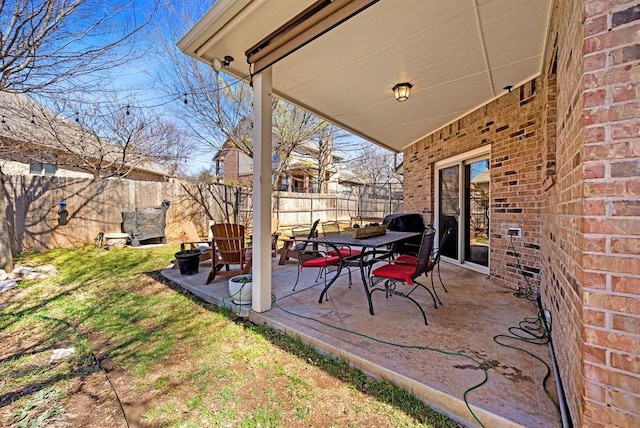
[104,233,129,250]
[228,274,252,305]
[352,225,387,239]
[175,249,202,275]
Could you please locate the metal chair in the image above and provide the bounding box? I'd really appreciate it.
[291,241,343,291]
[321,221,360,258]
[278,219,320,264]
[397,227,451,294]
[369,229,438,325]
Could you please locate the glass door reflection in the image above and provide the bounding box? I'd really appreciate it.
[465,159,490,267]
[438,165,459,259]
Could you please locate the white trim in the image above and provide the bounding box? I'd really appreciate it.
[435,145,490,168]
[435,146,491,275]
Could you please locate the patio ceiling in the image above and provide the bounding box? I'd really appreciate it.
[179,0,552,153]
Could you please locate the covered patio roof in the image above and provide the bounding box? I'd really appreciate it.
[178,0,552,152]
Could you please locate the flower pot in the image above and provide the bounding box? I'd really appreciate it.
[175,249,202,275]
[104,233,129,250]
[228,274,252,305]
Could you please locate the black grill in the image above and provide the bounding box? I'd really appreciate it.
[122,200,170,246]
[383,213,426,256]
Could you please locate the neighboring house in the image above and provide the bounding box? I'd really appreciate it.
[214,136,356,194]
[0,92,171,182]
[325,169,363,196]
[180,0,639,426]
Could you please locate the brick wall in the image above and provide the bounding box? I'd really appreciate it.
[403,80,544,292]
[539,0,587,425]
[579,0,640,426]
[405,1,640,425]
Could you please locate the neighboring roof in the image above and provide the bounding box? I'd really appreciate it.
[0,91,169,177]
[332,169,363,184]
[470,167,490,185]
[179,0,553,153]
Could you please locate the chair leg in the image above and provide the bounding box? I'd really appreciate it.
[370,285,428,325]
[292,262,303,291]
[437,262,448,292]
[428,274,443,306]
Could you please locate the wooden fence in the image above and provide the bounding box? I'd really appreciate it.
[3,176,402,252]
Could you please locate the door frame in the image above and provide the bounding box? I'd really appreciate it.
[434,146,491,274]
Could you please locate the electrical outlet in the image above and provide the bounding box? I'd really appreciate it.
[507,227,522,238]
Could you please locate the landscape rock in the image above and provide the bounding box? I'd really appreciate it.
[0,280,18,293]
[0,269,7,281]
[50,347,76,363]
[34,265,59,276]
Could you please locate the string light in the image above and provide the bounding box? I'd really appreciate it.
[1,72,252,128]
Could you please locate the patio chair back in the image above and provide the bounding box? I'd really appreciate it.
[211,223,247,265]
[322,221,341,236]
[414,228,436,281]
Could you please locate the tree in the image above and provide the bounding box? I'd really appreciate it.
[0,0,157,272]
[348,147,402,199]
[154,5,345,192]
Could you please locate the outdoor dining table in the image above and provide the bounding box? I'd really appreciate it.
[306,230,421,316]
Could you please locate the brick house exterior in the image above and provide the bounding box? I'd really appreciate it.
[403,1,639,426]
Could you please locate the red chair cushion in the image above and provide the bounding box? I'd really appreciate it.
[301,255,341,268]
[395,255,434,271]
[396,254,417,264]
[371,263,416,285]
[328,248,361,257]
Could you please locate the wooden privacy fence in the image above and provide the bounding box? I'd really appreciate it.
[3,175,402,253]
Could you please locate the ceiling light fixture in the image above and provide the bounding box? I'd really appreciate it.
[393,82,413,102]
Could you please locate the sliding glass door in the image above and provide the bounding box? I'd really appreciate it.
[436,148,490,273]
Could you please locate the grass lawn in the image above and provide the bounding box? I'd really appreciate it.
[0,245,461,427]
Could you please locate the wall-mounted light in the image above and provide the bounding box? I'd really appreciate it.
[393,82,413,102]
[212,55,235,73]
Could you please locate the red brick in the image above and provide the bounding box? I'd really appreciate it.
[585,254,640,275]
[584,271,607,288]
[584,89,607,107]
[583,200,606,215]
[611,160,640,177]
[585,308,608,327]
[613,83,639,102]
[583,161,606,178]
[612,275,640,294]
[585,14,608,36]
[585,401,640,426]
[584,381,606,402]
[611,351,640,373]
[609,390,640,415]
[584,363,640,393]
[584,141,640,159]
[584,343,608,364]
[611,124,640,140]
[612,313,640,334]
[612,44,640,65]
[612,200,640,216]
[585,52,607,72]
[584,181,640,198]
[584,235,607,252]
[612,237,640,255]
[585,291,640,315]
[585,327,639,353]
[584,125,605,143]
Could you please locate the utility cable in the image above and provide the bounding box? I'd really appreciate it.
[270,292,488,427]
[0,312,131,428]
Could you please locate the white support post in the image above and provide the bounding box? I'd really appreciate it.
[251,68,273,312]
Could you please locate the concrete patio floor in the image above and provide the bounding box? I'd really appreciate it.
[161,256,561,428]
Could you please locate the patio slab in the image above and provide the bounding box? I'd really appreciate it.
[161,258,561,428]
